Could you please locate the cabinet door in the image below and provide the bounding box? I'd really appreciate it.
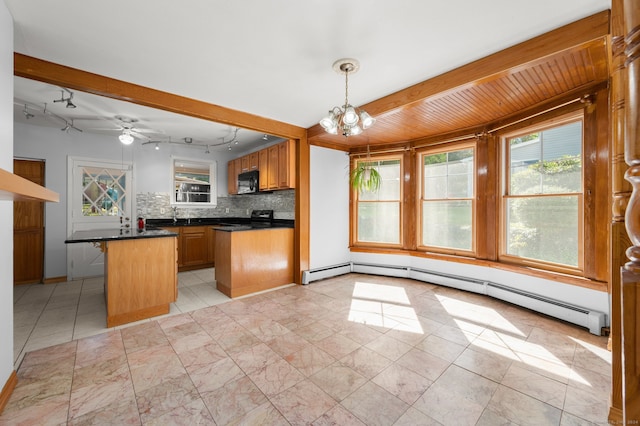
[180,226,208,267]
[268,145,279,189]
[249,152,259,170]
[241,156,250,172]
[278,139,295,189]
[259,149,269,190]
[227,159,238,194]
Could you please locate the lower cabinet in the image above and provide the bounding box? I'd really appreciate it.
[163,226,215,271]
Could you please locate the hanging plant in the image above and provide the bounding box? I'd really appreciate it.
[351,160,381,192]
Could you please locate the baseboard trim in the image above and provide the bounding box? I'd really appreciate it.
[43,276,67,284]
[0,370,17,414]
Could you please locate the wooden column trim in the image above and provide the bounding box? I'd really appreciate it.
[620,0,640,422]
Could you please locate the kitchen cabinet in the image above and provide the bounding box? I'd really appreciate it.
[249,152,259,170]
[227,159,238,194]
[180,226,209,268]
[215,227,293,298]
[162,225,214,271]
[227,139,295,193]
[259,149,269,190]
[267,144,279,189]
[278,139,295,189]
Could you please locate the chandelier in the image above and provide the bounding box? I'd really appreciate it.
[319,58,375,137]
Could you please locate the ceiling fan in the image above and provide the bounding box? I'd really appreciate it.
[87,116,161,142]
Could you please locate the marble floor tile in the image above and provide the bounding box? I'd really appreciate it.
[6,272,611,425]
[270,379,337,424]
[310,362,368,401]
[341,381,409,426]
[372,362,432,405]
[486,385,562,426]
[201,375,267,425]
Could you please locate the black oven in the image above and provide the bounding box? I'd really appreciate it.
[238,170,259,194]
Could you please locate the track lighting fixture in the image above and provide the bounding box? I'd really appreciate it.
[262,134,268,141]
[155,143,160,150]
[205,145,210,154]
[53,90,76,108]
[319,58,375,137]
[23,104,34,119]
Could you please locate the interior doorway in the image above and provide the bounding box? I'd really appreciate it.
[13,158,45,285]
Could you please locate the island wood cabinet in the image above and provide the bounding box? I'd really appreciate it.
[103,236,177,327]
[215,227,293,298]
[228,139,295,194]
[162,225,215,271]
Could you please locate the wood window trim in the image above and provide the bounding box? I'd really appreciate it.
[350,154,404,249]
[416,140,477,256]
[498,112,586,274]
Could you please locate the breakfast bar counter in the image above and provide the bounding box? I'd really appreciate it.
[66,228,178,327]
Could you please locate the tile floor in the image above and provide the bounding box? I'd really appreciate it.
[3,272,611,425]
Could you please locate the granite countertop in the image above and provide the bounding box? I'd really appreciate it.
[65,228,178,244]
[146,217,294,231]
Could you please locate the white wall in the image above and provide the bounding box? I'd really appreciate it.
[14,121,237,279]
[1,0,15,391]
[309,146,350,269]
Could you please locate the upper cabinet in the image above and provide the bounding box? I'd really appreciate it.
[227,139,295,194]
[171,156,217,206]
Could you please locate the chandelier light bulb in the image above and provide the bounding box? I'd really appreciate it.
[342,106,359,126]
[119,131,134,145]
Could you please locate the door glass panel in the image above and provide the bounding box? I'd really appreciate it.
[81,167,128,216]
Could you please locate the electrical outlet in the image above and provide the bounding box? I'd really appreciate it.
[225,208,229,213]
[160,208,165,214]
[246,209,250,215]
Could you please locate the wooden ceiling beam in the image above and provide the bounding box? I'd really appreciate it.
[14,53,307,140]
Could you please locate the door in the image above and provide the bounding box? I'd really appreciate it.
[67,157,133,279]
[13,159,45,285]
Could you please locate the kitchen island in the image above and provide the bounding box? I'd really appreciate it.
[65,228,178,327]
[213,224,294,298]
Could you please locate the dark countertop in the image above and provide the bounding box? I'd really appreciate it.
[146,217,294,231]
[65,228,178,244]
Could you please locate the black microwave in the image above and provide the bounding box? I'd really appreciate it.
[238,170,259,194]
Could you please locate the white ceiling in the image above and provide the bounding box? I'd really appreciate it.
[7,0,611,152]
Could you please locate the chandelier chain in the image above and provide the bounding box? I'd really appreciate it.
[344,68,350,109]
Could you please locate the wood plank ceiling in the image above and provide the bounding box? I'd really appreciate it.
[307,11,610,152]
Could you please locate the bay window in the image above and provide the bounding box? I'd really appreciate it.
[501,117,583,271]
[419,144,475,253]
[353,157,402,246]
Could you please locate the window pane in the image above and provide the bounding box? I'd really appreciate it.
[422,200,472,250]
[82,167,127,216]
[357,202,400,244]
[360,160,401,201]
[509,121,582,195]
[505,195,579,267]
[424,149,473,199]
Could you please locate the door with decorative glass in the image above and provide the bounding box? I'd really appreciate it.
[67,157,133,279]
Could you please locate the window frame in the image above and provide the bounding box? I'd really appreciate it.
[499,113,585,274]
[350,154,404,249]
[416,140,477,256]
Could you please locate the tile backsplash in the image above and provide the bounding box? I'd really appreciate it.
[137,190,295,220]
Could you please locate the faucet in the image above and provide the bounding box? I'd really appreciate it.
[172,206,178,224]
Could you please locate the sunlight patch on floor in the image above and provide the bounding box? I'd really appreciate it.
[348,281,423,334]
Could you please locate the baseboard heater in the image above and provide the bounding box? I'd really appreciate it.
[304,261,606,335]
[301,263,352,284]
